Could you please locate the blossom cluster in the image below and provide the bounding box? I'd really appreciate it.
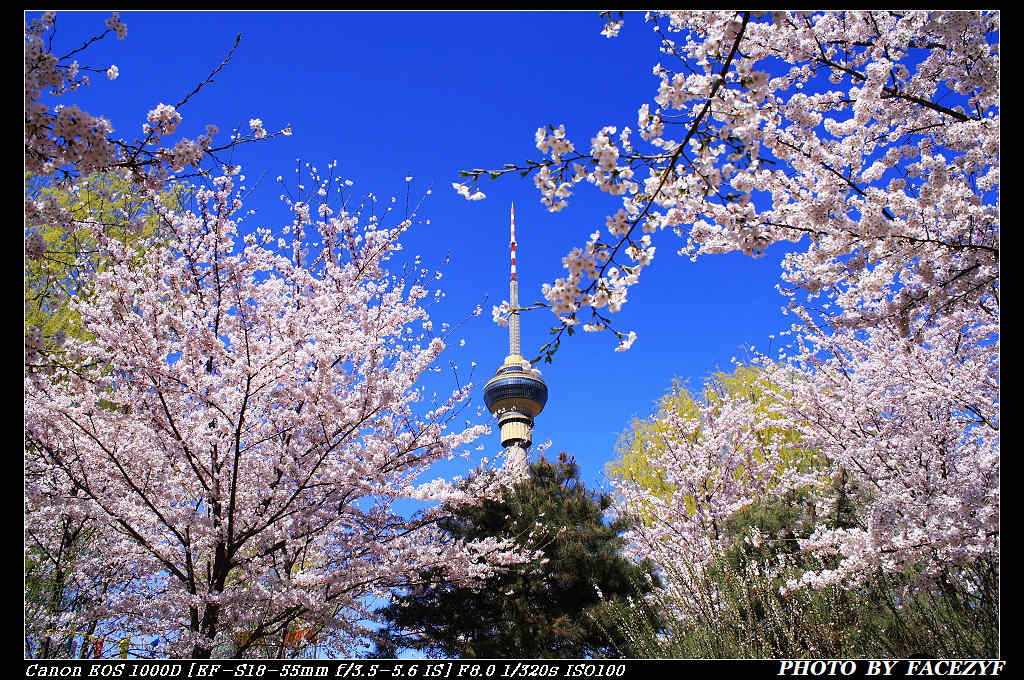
[452,182,485,201]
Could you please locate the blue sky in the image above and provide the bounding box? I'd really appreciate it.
[33,10,800,495]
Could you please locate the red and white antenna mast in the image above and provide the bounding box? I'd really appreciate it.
[509,203,520,358]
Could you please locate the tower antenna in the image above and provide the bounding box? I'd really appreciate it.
[509,202,520,358]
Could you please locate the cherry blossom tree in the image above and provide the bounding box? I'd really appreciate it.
[25,15,528,656]
[25,163,530,657]
[464,10,998,647]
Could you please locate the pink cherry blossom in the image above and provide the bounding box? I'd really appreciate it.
[25,165,532,657]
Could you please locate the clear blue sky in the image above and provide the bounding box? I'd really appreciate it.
[33,10,800,494]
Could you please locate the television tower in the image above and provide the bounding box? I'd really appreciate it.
[483,204,548,462]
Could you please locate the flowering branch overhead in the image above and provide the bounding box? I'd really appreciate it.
[462,11,997,361]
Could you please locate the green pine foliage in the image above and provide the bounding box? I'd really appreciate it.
[374,453,658,659]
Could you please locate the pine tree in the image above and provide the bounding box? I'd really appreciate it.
[375,452,656,658]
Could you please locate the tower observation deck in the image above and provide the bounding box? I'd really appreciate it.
[482,204,548,452]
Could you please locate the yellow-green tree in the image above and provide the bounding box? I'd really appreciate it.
[25,169,185,358]
[607,364,815,522]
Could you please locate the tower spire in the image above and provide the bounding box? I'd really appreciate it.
[483,203,548,455]
[509,203,520,359]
